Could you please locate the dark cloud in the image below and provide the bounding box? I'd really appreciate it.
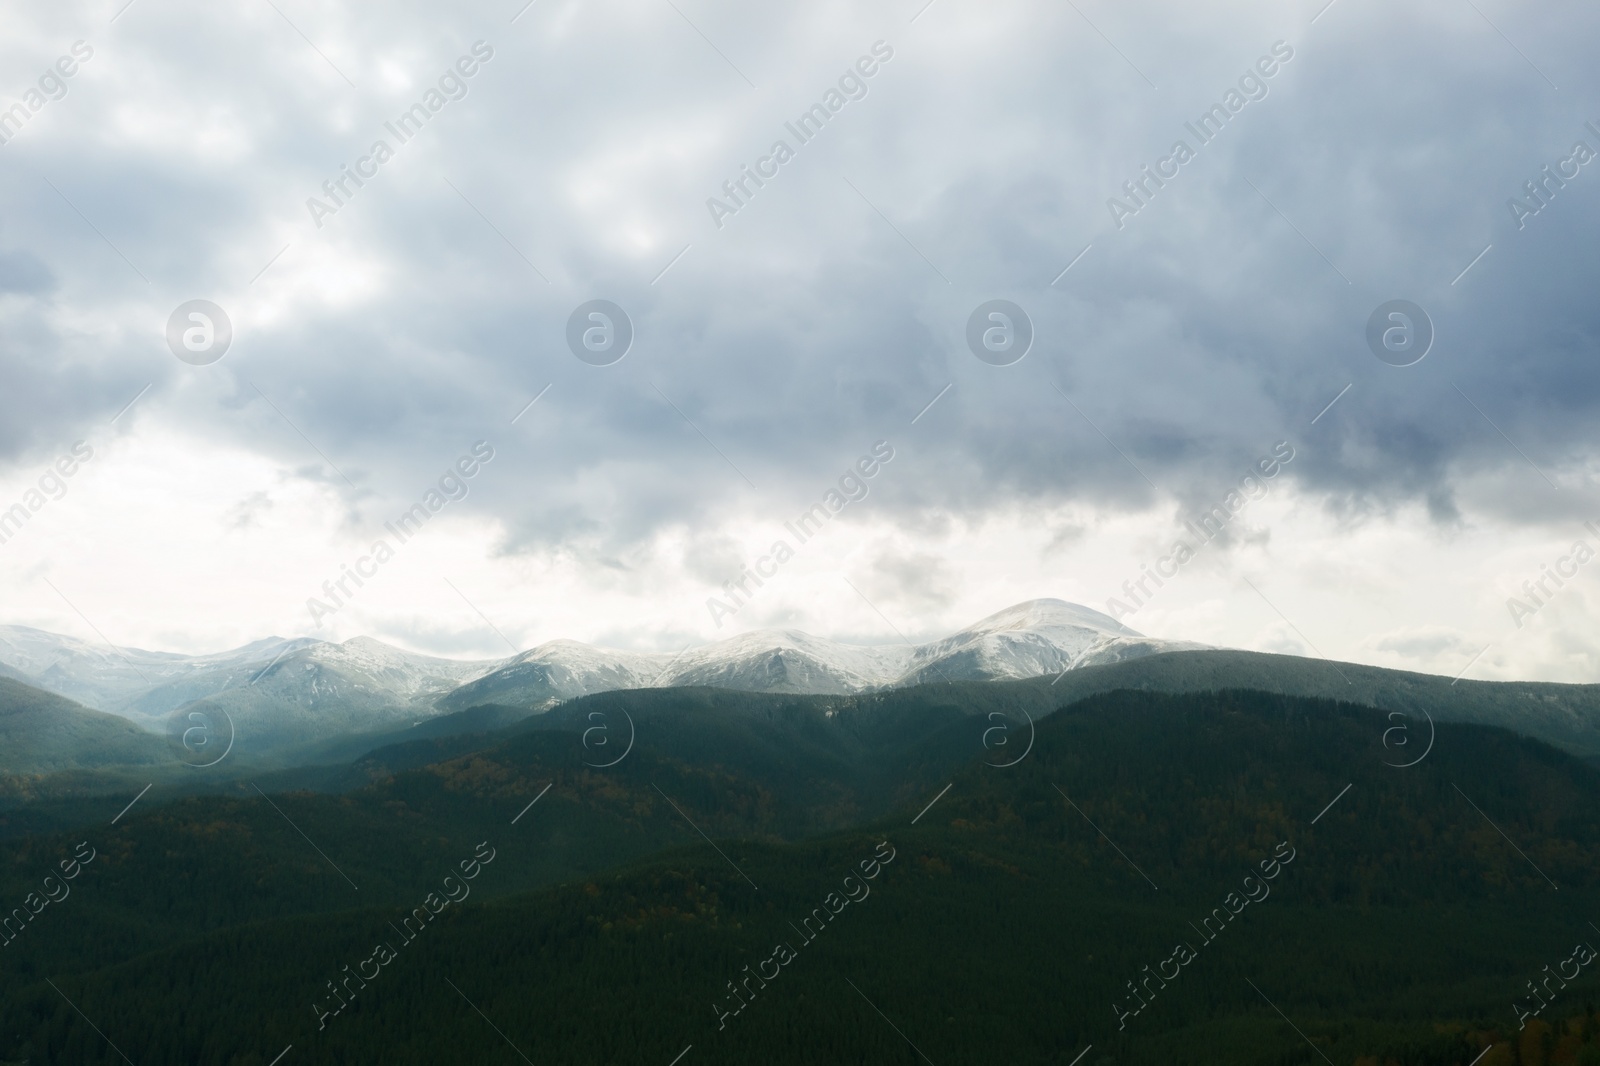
[0,0,1597,575]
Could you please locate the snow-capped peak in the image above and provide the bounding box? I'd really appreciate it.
[0,601,1203,732]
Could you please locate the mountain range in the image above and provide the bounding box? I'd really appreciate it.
[0,600,1201,757]
[7,604,1600,1062]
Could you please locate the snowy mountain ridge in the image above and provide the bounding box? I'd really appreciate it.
[0,600,1205,737]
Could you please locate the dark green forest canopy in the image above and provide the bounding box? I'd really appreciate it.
[2,688,1598,1064]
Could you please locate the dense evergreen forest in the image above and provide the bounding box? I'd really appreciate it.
[4,687,1600,1064]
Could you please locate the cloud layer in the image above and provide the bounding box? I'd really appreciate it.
[1,0,1598,683]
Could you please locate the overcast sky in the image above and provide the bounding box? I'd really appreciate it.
[0,0,1597,683]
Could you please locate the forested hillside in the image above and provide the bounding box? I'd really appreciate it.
[3,689,1598,1064]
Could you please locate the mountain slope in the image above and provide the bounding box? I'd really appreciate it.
[6,689,1600,1065]
[0,681,1016,987]
[1029,645,1600,757]
[0,676,167,774]
[434,639,660,712]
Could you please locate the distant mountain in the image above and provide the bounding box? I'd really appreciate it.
[438,599,1204,711]
[0,625,501,723]
[14,601,1600,768]
[165,637,507,753]
[0,601,1198,756]
[0,624,318,716]
[886,598,1198,686]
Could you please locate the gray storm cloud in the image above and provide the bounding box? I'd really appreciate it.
[0,0,1596,568]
